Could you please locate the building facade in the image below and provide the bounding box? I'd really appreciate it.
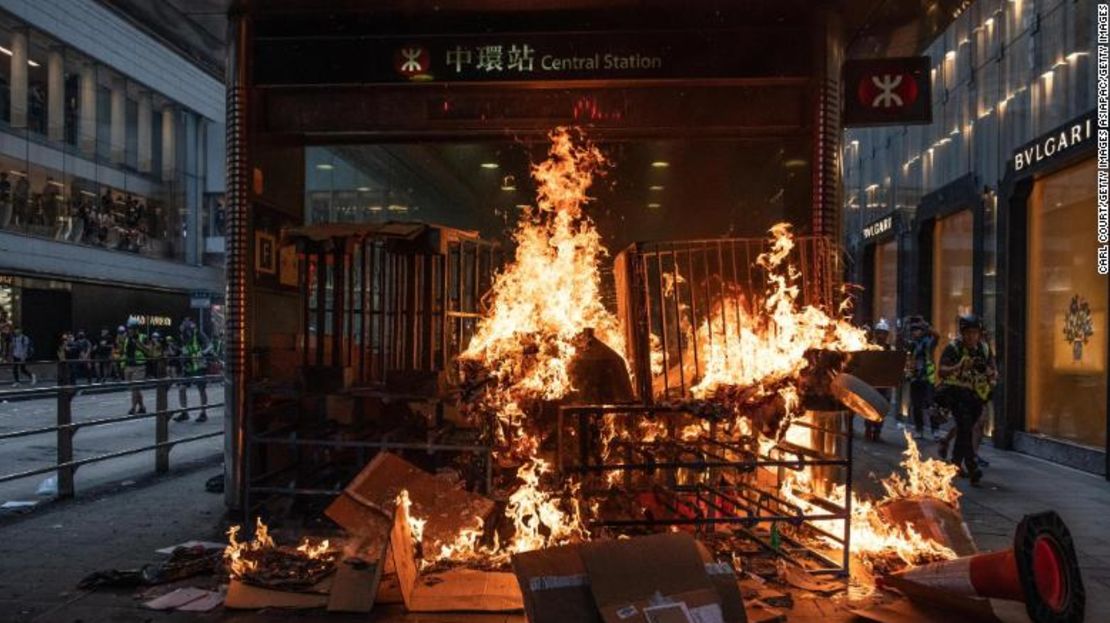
[843,0,1105,475]
[0,0,226,362]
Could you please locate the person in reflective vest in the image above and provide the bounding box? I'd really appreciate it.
[903,317,939,440]
[935,313,996,484]
[122,318,152,415]
[173,318,212,423]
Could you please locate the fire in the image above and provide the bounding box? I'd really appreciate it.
[781,431,961,573]
[686,224,870,404]
[224,517,334,581]
[461,126,624,437]
[451,127,621,562]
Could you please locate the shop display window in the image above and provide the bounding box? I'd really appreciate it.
[1026,159,1106,449]
[931,209,974,344]
[872,238,898,337]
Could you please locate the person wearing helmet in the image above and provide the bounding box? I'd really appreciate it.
[863,319,894,442]
[174,317,212,423]
[122,318,153,414]
[935,313,996,484]
[903,317,940,440]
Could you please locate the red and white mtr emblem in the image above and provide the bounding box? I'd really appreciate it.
[857,71,919,110]
[842,57,931,127]
[394,45,429,78]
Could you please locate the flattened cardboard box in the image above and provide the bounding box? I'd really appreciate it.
[581,532,730,623]
[512,536,746,623]
[512,541,600,623]
[326,451,496,548]
[390,490,523,612]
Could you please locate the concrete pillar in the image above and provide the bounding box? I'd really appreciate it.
[137,92,152,172]
[109,77,125,164]
[78,63,96,155]
[10,30,28,129]
[47,48,64,142]
[161,105,176,182]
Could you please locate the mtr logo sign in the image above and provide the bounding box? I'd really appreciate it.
[843,57,932,127]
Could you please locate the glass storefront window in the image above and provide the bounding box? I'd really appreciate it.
[304,138,813,248]
[0,10,216,268]
[931,209,974,343]
[872,238,898,332]
[1026,159,1107,449]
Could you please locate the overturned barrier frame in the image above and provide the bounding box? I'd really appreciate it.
[557,404,854,576]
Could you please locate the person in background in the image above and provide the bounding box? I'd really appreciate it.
[112,325,126,381]
[146,331,165,379]
[94,327,113,383]
[164,334,182,380]
[10,326,34,385]
[57,331,75,385]
[903,316,940,440]
[174,318,212,423]
[935,314,996,485]
[863,318,894,442]
[0,308,12,362]
[121,318,152,414]
[71,330,92,385]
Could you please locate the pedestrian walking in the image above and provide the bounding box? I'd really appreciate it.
[94,327,113,382]
[863,318,894,442]
[121,318,152,414]
[174,318,211,423]
[112,325,126,380]
[934,314,996,485]
[9,326,35,385]
[903,317,939,439]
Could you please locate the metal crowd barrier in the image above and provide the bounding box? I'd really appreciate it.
[0,370,224,499]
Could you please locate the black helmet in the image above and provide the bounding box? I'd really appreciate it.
[957,313,983,333]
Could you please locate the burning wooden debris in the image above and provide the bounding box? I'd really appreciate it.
[224,518,336,591]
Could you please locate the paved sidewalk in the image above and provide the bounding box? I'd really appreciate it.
[0,423,1107,622]
[853,420,1110,621]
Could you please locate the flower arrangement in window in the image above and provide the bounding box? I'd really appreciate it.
[1063,294,1095,362]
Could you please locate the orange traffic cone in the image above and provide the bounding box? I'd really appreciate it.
[879,511,1084,623]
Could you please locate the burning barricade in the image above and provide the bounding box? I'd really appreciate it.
[183,127,1086,621]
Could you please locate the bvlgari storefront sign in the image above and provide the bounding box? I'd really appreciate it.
[1012,112,1095,172]
[861,215,894,241]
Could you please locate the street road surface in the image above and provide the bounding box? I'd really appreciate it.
[0,383,224,505]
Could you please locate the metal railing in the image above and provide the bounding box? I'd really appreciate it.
[0,368,224,499]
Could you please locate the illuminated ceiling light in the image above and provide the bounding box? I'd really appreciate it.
[650,161,670,168]
[984,18,994,28]
[514,204,530,210]
[0,46,38,66]
[368,205,383,212]
[865,183,879,192]
[945,50,956,60]
[480,162,499,169]
[356,186,371,192]
[1041,69,1054,80]
[1052,61,1067,69]
[649,185,664,191]
[315,163,334,170]
[784,159,807,168]
[949,128,959,136]
[387,204,408,212]
[500,185,516,191]
[978,107,994,119]
[647,202,662,209]
[1066,52,1089,62]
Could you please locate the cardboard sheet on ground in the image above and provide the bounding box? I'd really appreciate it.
[581,532,728,623]
[224,578,331,610]
[390,494,523,612]
[512,536,746,623]
[142,587,223,611]
[876,498,977,557]
[326,451,495,549]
